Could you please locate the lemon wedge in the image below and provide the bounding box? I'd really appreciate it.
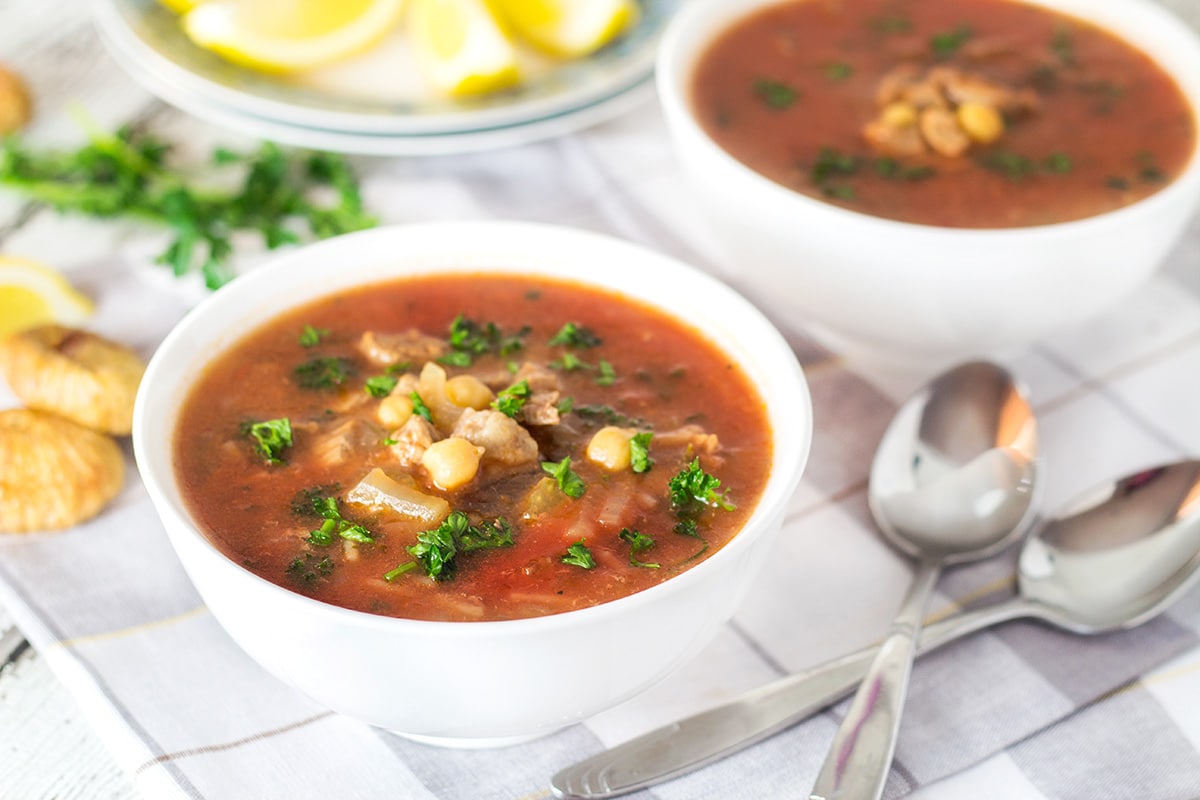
[182,0,406,73]
[158,0,205,13]
[0,257,93,340]
[408,0,521,97]
[492,0,638,58]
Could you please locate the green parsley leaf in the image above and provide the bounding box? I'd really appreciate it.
[930,25,972,58]
[300,494,375,545]
[573,403,650,430]
[241,417,292,464]
[556,395,575,415]
[542,457,586,499]
[299,324,329,347]
[407,511,516,580]
[1050,26,1075,66]
[548,322,602,349]
[444,315,529,365]
[493,380,531,418]
[286,554,335,586]
[364,374,399,398]
[619,528,660,569]
[669,458,735,513]
[674,517,710,561]
[753,78,799,110]
[1043,152,1073,174]
[824,61,853,82]
[436,351,473,367]
[410,391,433,423]
[630,432,654,474]
[383,562,417,582]
[551,352,589,372]
[562,540,595,569]
[294,356,354,389]
[596,360,616,387]
[812,147,861,184]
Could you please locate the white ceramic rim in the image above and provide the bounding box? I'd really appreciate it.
[656,0,1200,244]
[132,220,813,639]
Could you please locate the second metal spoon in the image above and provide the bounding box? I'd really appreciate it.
[551,460,1200,799]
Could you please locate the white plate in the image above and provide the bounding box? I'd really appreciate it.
[102,29,658,155]
[93,0,678,140]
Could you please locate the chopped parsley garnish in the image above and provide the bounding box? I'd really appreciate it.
[410,391,433,423]
[301,493,374,545]
[930,25,972,58]
[875,158,936,182]
[385,361,411,375]
[1050,26,1075,66]
[1106,176,1131,191]
[562,540,595,569]
[286,554,335,586]
[573,403,650,430]
[241,417,292,464]
[669,458,735,514]
[619,528,660,569]
[299,324,329,347]
[406,511,515,581]
[673,517,710,561]
[596,360,616,387]
[979,150,1076,182]
[556,395,575,415]
[542,457,586,499]
[1137,150,1165,183]
[294,356,354,389]
[444,315,529,365]
[364,374,399,398]
[1043,152,1073,174]
[290,484,340,516]
[493,380,531,418]
[823,61,853,82]
[753,79,799,110]
[548,322,602,349]
[811,148,861,184]
[383,562,416,582]
[550,352,589,372]
[630,432,653,474]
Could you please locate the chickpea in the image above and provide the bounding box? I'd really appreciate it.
[880,101,917,129]
[586,426,635,472]
[445,375,494,410]
[956,102,1005,144]
[421,437,484,490]
[378,394,414,428]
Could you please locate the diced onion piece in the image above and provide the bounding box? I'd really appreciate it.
[421,436,484,490]
[445,374,494,409]
[345,467,450,524]
[586,426,635,471]
[417,361,462,431]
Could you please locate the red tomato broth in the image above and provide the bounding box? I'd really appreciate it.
[174,274,773,622]
[691,0,1196,228]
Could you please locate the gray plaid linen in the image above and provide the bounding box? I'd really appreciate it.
[2,1,1200,798]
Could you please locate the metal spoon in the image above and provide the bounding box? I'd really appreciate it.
[809,360,1037,800]
[554,361,1039,799]
[552,459,1200,800]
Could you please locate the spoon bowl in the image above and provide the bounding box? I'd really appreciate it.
[551,460,1200,800]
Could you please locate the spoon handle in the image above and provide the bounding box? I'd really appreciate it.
[549,596,1030,800]
[809,559,941,800]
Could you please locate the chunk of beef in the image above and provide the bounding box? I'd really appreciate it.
[357,330,447,367]
[390,415,439,468]
[311,418,383,469]
[452,408,539,466]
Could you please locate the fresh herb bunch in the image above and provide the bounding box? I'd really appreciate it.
[0,120,376,289]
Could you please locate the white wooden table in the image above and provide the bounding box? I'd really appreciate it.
[3,0,1200,797]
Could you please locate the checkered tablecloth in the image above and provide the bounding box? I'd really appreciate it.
[3,1,1200,798]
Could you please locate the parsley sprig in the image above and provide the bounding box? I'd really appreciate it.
[302,494,375,546]
[0,120,376,289]
[543,457,586,498]
[669,458,735,514]
[403,511,515,581]
[241,417,292,464]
